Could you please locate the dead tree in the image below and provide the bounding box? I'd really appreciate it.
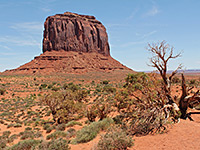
[179,74,200,119]
[147,40,181,109]
[148,41,200,120]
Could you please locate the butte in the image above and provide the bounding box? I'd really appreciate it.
[3,12,133,75]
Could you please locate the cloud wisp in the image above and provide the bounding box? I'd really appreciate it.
[143,5,159,17]
[0,36,40,47]
[136,30,157,39]
[119,30,157,48]
[10,22,43,33]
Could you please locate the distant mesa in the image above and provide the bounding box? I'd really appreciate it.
[3,12,132,75]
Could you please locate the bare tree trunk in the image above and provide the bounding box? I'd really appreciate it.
[179,74,200,119]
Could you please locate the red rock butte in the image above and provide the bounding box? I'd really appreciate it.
[3,12,132,75]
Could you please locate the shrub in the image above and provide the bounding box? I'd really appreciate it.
[172,76,181,84]
[46,126,54,133]
[36,138,71,150]
[103,85,116,93]
[66,121,82,127]
[52,87,60,91]
[41,89,86,124]
[0,139,7,149]
[25,127,32,131]
[96,126,133,150]
[72,118,114,144]
[46,131,68,140]
[7,134,18,143]
[0,88,6,95]
[3,131,11,138]
[7,139,41,150]
[56,123,66,131]
[101,80,109,85]
[20,131,35,140]
[117,73,179,136]
[43,124,50,130]
[14,123,22,128]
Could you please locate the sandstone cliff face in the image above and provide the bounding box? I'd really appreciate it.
[43,12,110,56]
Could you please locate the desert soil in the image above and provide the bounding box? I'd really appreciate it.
[134,110,200,150]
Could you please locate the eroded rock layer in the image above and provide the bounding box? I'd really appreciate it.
[43,12,110,56]
[4,51,130,75]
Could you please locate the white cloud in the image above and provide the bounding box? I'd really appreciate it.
[143,6,159,17]
[121,41,146,47]
[10,22,43,33]
[0,36,40,47]
[0,44,11,50]
[126,8,139,20]
[41,7,51,12]
[139,30,157,39]
[0,52,16,56]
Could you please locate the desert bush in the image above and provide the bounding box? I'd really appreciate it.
[52,87,60,91]
[96,126,133,150]
[172,76,181,84]
[101,80,109,85]
[41,87,87,124]
[7,134,18,143]
[46,131,68,140]
[36,138,71,150]
[7,139,41,150]
[86,105,97,122]
[46,126,54,133]
[66,121,82,127]
[0,139,7,149]
[67,128,76,137]
[189,79,196,85]
[43,124,50,130]
[13,123,22,128]
[103,85,116,93]
[116,73,180,136]
[56,123,66,131]
[25,127,32,131]
[0,88,6,95]
[72,118,114,144]
[20,130,35,140]
[3,131,11,138]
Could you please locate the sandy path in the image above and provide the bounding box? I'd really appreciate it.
[134,113,200,150]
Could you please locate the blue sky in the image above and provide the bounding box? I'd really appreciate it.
[0,0,200,72]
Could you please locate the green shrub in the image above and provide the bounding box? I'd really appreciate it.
[25,127,32,131]
[0,88,6,95]
[43,124,50,130]
[96,126,133,150]
[7,139,41,150]
[56,123,66,131]
[101,80,109,85]
[3,131,11,138]
[172,76,181,84]
[46,131,68,140]
[66,121,82,127]
[7,134,18,143]
[0,139,7,149]
[52,87,60,91]
[20,131,34,140]
[46,126,54,133]
[72,118,114,144]
[14,123,22,128]
[36,138,71,150]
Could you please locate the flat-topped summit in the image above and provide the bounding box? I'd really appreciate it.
[43,11,110,56]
